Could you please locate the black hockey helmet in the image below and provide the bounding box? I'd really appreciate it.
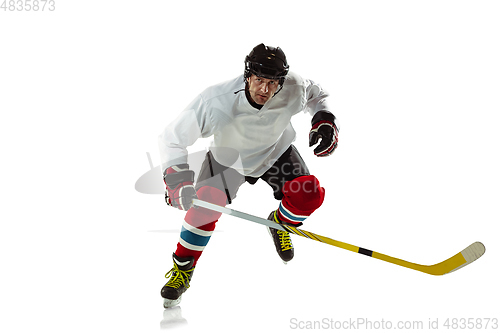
[244,43,289,84]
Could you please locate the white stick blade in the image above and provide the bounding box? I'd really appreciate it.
[448,241,486,274]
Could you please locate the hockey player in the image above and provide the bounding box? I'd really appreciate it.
[158,43,339,308]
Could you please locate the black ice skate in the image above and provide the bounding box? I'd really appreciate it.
[267,211,294,263]
[161,253,195,308]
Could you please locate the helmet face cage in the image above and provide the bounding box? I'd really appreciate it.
[244,44,289,86]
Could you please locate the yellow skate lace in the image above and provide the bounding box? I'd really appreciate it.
[277,230,293,251]
[164,263,194,289]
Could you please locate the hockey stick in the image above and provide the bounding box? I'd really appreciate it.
[192,199,485,275]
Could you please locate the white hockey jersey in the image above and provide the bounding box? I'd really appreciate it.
[158,71,331,177]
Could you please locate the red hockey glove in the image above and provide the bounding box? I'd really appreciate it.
[163,164,196,211]
[309,111,338,157]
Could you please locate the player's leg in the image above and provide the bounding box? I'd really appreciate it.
[162,152,245,307]
[261,145,325,263]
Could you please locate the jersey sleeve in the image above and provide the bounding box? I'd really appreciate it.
[302,78,339,130]
[303,79,331,116]
[158,94,214,172]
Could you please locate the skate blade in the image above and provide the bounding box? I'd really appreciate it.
[163,296,182,308]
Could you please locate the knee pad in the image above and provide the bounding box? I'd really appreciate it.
[281,175,325,217]
[184,186,227,231]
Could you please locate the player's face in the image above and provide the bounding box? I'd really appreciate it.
[247,75,280,105]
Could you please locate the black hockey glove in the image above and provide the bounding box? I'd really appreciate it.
[163,164,197,211]
[309,111,339,157]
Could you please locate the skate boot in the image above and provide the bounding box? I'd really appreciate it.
[267,210,294,263]
[161,253,195,308]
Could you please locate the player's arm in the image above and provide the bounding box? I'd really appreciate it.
[158,95,214,210]
[303,80,339,156]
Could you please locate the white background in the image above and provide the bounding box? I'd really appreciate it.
[1,1,499,332]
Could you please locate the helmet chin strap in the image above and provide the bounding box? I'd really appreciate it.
[241,77,285,99]
[273,82,285,97]
[233,77,285,111]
